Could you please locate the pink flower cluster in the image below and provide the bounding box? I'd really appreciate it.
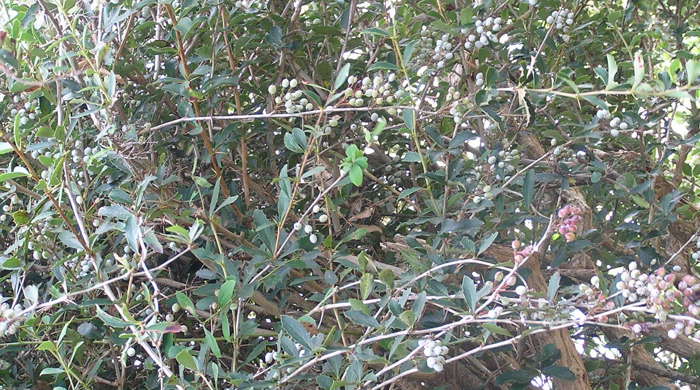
[511,240,535,263]
[557,204,583,242]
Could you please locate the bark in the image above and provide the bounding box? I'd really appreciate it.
[518,132,593,390]
[604,327,679,389]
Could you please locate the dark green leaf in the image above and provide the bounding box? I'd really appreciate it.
[281,315,313,350]
[462,276,477,312]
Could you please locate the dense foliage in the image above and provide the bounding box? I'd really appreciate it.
[0,0,699,389]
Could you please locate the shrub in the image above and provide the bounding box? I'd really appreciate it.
[0,0,699,389]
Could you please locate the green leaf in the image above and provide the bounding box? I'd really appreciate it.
[58,230,83,250]
[633,51,644,88]
[176,292,197,316]
[399,310,416,326]
[218,279,236,307]
[11,210,30,225]
[349,164,363,186]
[334,63,351,90]
[37,340,57,352]
[378,269,395,289]
[478,232,498,255]
[284,128,307,153]
[349,298,370,315]
[281,315,313,350]
[345,310,380,328]
[631,194,650,209]
[496,369,538,385]
[39,367,65,376]
[193,176,212,188]
[209,178,221,216]
[175,16,195,36]
[523,170,535,208]
[462,276,477,312]
[362,27,389,37]
[204,329,222,358]
[547,271,560,302]
[402,151,422,163]
[403,41,417,65]
[360,272,373,300]
[13,114,21,150]
[277,164,292,219]
[166,225,190,240]
[143,230,163,253]
[398,187,422,199]
[606,54,618,89]
[367,61,398,72]
[125,215,140,252]
[0,169,29,183]
[98,205,132,219]
[176,349,198,371]
[403,108,416,131]
[95,306,133,328]
[542,365,576,381]
[0,142,14,155]
[483,323,512,337]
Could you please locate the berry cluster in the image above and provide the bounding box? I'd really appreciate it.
[608,117,629,137]
[8,96,39,126]
[0,194,18,223]
[344,73,398,108]
[0,300,24,337]
[615,264,700,338]
[487,148,520,181]
[293,204,328,245]
[418,339,448,372]
[464,17,504,51]
[557,204,584,242]
[125,345,146,368]
[264,342,309,380]
[270,78,312,114]
[65,255,95,279]
[431,33,455,69]
[545,9,574,42]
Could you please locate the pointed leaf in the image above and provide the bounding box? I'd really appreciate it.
[462,276,477,312]
[281,315,313,350]
[547,271,561,302]
[334,63,351,90]
[176,349,198,371]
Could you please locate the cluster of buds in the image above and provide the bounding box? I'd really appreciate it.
[263,351,280,366]
[545,9,574,42]
[344,73,397,107]
[557,204,583,242]
[293,203,328,245]
[608,117,629,137]
[431,33,455,69]
[615,264,693,323]
[0,300,24,337]
[667,318,697,339]
[418,339,448,372]
[264,343,308,380]
[8,95,39,126]
[463,16,505,50]
[269,78,312,114]
[512,240,535,263]
[486,148,520,181]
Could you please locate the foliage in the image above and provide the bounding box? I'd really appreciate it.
[0,0,698,389]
